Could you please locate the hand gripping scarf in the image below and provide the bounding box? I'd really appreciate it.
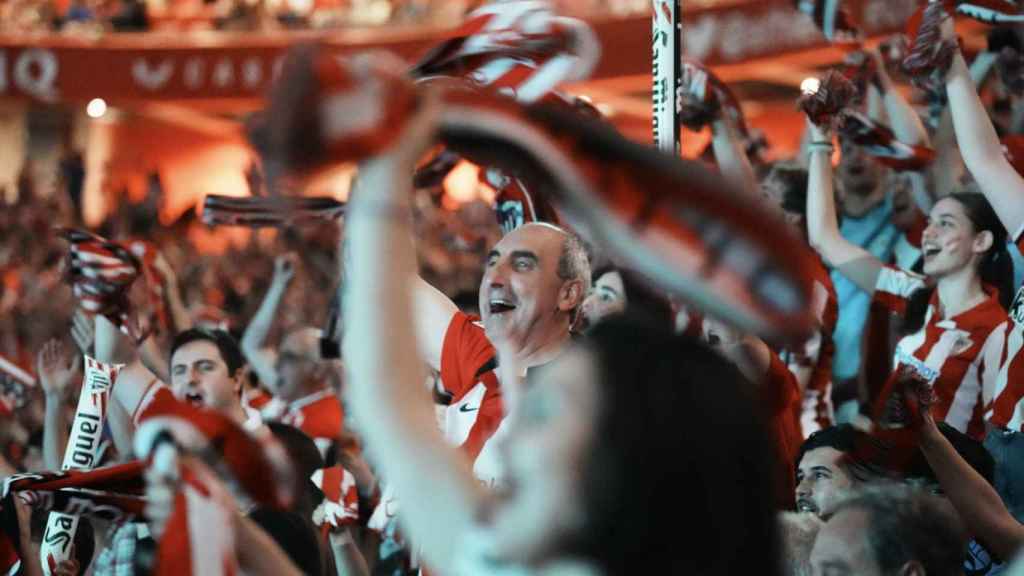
[225,0,597,232]
[0,461,146,576]
[310,465,359,537]
[133,395,296,576]
[256,46,822,344]
[678,59,749,134]
[59,229,164,343]
[37,356,120,576]
[411,0,599,232]
[903,0,1024,96]
[799,71,937,170]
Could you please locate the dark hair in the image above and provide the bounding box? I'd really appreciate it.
[168,328,246,377]
[832,484,966,576]
[589,265,674,332]
[903,192,1012,335]
[795,425,886,482]
[564,315,780,576]
[906,422,995,486]
[266,422,325,518]
[248,508,323,576]
[766,163,810,216]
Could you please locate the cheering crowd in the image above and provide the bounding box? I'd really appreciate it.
[3,0,1024,575]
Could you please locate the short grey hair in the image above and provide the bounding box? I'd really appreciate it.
[831,484,966,576]
[556,230,591,288]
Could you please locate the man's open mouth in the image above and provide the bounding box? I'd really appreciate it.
[796,498,819,515]
[489,300,517,314]
[184,391,205,407]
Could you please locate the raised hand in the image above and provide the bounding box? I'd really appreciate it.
[36,339,80,400]
[70,308,94,356]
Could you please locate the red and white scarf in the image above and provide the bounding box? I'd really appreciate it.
[799,70,936,171]
[134,394,296,576]
[60,229,158,343]
[2,462,148,522]
[410,0,599,103]
[258,46,824,343]
[39,356,120,576]
[310,465,359,537]
[153,458,238,576]
[953,0,1024,23]
[201,195,346,228]
[0,355,34,416]
[679,59,748,134]
[839,111,938,171]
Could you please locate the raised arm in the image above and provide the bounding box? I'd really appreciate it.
[151,250,192,335]
[931,51,999,199]
[805,121,884,293]
[37,339,77,470]
[944,22,1024,237]
[710,116,758,196]
[412,277,459,371]
[240,253,297,388]
[870,49,931,148]
[342,96,483,573]
[917,395,1024,560]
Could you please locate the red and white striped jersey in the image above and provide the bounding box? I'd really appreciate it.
[439,312,506,488]
[873,266,1009,440]
[780,257,838,436]
[974,285,1024,431]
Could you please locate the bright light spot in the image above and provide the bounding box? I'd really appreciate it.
[800,77,821,95]
[443,160,482,205]
[86,98,107,118]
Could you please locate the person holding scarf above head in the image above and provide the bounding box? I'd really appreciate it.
[800,72,1013,442]
[914,1,1024,524]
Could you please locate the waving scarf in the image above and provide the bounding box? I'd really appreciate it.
[255,46,822,344]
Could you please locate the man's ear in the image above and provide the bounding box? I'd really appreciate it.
[899,561,926,576]
[232,366,248,397]
[559,280,585,312]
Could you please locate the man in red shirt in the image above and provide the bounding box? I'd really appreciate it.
[411,221,590,486]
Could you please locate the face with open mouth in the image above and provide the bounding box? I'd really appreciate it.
[170,340,242,413]
[479,224,580,354]
[921,197,986,279]
[795,447,854,519]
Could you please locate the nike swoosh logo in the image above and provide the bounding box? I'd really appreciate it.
[459,404,478,413]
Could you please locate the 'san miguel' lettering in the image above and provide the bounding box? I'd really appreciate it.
[42,515,75,552]
[70,413,100,468]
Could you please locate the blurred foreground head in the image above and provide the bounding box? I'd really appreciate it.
[489,313,781,575]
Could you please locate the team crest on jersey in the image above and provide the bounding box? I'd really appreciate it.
[1010,286,1024,327]
[895,348,940,385]
[951,334,975,357]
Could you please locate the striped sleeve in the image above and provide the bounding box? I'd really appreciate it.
[873,265,928,315]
